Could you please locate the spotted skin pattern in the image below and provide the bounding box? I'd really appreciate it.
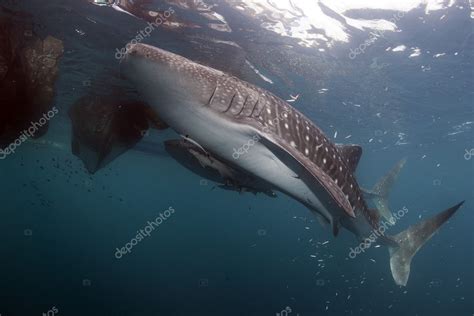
[125,44,379,229]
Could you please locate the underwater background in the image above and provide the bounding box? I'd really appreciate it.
[0,0,473,315]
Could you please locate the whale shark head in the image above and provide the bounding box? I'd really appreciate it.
[122,43,220,108]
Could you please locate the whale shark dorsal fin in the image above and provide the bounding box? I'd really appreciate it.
[363,158,407,221]
[336,144,362,173]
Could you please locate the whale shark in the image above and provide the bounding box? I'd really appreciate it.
[121,43,464,286]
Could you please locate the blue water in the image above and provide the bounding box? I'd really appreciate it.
[0,1,473,315]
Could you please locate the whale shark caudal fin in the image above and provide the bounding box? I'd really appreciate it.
[362,158,407,221]
[387,201,464,286]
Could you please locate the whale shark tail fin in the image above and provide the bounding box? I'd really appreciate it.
[362,158,407,221]
[387,201,464,286]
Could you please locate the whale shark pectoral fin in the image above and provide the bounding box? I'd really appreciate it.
[336,144,362,173]
[388,201,464,286]
[259,134,355,218]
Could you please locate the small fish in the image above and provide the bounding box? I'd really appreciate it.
[286,94,300,102]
